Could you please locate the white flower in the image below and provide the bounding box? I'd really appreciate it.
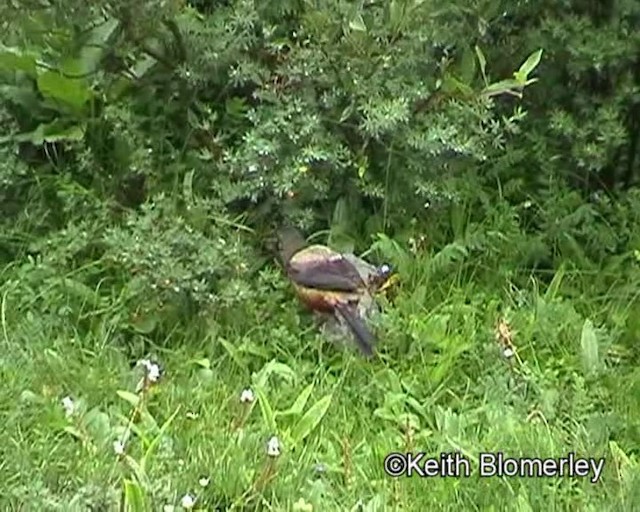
[61,396,75,417]
[138,359,161,382]
[198,477,210,487]
[503,348,514,358]
[180,493,196,509]
[240,388,254,403]
[113,440,125,455]
[293,498,313,512]
[266,436,281,457]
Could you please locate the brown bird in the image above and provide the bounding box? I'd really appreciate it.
[276,226,378,357]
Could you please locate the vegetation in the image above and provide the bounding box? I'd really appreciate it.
[1,0,639,510]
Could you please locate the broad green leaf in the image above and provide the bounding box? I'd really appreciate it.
[123,479,148,512]
[290,393,333,446]
[580,319,599,375]
[0,48,38,76]
[117,390,141,407]
[518,49,543,77]
[36,70,91,112]
[83,408,112,444]
[77,18,120,76]
[279,383,314,417]
[8,121,85,145]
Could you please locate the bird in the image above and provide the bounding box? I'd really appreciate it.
[276,226,380,357]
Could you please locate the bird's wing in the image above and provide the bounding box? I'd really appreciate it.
[287,254,365,292]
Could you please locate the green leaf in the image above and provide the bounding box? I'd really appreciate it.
[123,479,148,512]
[77,18,120,76]
[192,358,211,369]
[474,45,487,83]
[63,426,87,441]
[349,13,367,32]
[254,385,278,433]
[117,390,141,408]
[5,120,86,145]
[252,360,297,388]
[458,46,477,84]
[580,319,599,375]
[515,488,534,512]
[219,338,246,370]
[122,455,152,492]
[36,70,91,113]
[0,48,38,76]
[388,0,406,32]
[481,79,524,98]
[279,383,314,417]
[141,406,181,473]
[441,74,475,97]
[290,393,333,446]
[83,408,112,444]
[130,314,158,335]
[518,49,543,77]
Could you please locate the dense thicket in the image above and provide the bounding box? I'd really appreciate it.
[1,0,639,338]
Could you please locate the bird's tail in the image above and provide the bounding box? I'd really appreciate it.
[334,302,375,357]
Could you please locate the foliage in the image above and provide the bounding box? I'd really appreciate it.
[1,0,640,510]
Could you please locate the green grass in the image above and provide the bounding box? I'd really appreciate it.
[1,260,640,511]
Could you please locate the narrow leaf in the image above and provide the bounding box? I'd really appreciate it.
[290,393,333,446]
[117,390,141,407]
[279,383,314,417]
[141,405,181,472]
[518,49,543,77]
[580,319,599,375]
[123,479,148,512]
[253,385,277,433]
[474,45,487,83]
[349,14,367,32]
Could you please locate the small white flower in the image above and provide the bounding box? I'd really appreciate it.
[240,388,254,403]
[180,493,196,509]
[266,436,281,457]
[293,497,313,512]
[138,359,161,383]
[186,411,199,420]
[61,396,75,417]
[198,476,210,487]
[503,347,514,358]
[113,440,125,455]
